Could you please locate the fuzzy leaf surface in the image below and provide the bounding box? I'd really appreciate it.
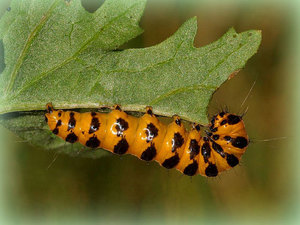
[0,0,261,156]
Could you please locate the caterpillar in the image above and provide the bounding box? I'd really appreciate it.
[45,103,249,177]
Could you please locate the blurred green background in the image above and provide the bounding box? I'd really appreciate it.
[0,0,299,224]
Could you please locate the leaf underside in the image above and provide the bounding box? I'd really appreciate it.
[0,0,261,156]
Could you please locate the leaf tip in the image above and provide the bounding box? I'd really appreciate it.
[185,16,198,28]
[172,16,198,45]
[229,27,237,32]
[246,29,262,51]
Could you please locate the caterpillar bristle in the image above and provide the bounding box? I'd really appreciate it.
[45,103,249,177]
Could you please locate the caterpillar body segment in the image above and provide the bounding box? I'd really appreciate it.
[45,103,249,177]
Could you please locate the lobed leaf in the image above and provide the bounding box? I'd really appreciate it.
[0,0,261,156]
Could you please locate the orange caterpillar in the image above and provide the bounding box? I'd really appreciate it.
[45,103,249,177]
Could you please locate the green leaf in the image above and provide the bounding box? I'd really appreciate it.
[1,110,108,158]
[0,0,261,156]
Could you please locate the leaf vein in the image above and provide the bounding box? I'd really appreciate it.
[149,41,248,105]
[149,84,216,105]
[9,2,140,100]
[4,0,59,95]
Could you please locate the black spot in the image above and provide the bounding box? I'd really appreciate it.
[212,134,219,140]
[195,124,201,131]
[175,118,181,126]
[89,117,100,134]
[201,141,211,163]
[211,141,225,157]
[91,112,97,116]
[183,161,198,176]
[210,127,218,132]
[172,132,184,152]
[227,114,241,125]
[56,119,62,127]
[68,112,76,131]
[231,136,248,149]
[206,132,212,137]
[226,154,239,167]
[189,139,200,160]
[52,119,62,134]
[224,136,232,141]
[52,128,59,135]
[141,144,156,161]
[66,132,78,143]
[58,112,62,117]
[162,153,180,169]
[145,123,158,143]
[220,119,227,126]
[115,118,128,137]
[114,138,129,155]
[219,112,225,117]
[82,131,85,134]
[7,7,11,12]
[211,117,215,126]
[205,164,218,177]
[203,136,209,142]
[86,136,100,148]
[45,116,48,123]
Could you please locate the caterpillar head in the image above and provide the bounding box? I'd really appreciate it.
[209,111,249,149]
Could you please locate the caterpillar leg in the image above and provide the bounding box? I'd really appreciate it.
[113,104,122,111]
[191,123,202,132]
[172,115,181,126]
[145,106,153,115]
[46,102,54,113]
